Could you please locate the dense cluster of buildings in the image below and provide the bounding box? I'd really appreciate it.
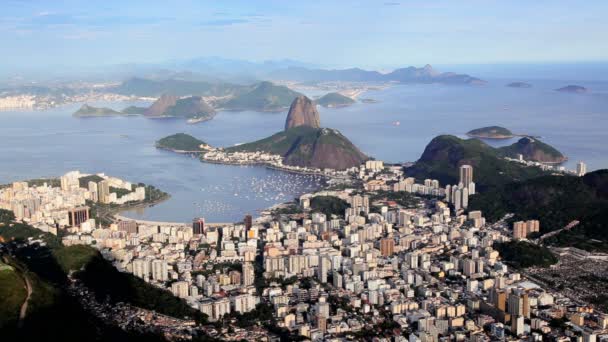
[0,170,145,233]
[201,149,352,177]
[56,162,607,341]
[505,155,588,177]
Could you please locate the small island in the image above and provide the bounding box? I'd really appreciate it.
[360,98,379,104]
[507,82,532,88]
[466,126,514,139]
[155,133,210,152]
[555,85,588,93]
[72,104,124,117]
[121,105,147,114]
[315,92,355,108]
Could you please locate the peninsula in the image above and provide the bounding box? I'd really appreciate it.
[498,136,567,163]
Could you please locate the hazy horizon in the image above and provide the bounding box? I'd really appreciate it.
[2,0,608,79]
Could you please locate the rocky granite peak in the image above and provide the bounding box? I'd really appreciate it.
[145,94,179,116]
[284,96,321,131]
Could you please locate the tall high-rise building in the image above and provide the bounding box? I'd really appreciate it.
[193,217,205,235]
[171,281,190,298]
[242,262,255,286]
[380,237,395,256]
[117,220,138,234]
[317,256,330,283]
[152,260,168,282]
[454,188,462,211]
[511,315,525,336]
[244,214,253,230]
[132,258,150,279]
[68,206,90,227]
[459,165,474,188]
[508,291,530,318]
[577,162,587,176]
[98,180,111,204]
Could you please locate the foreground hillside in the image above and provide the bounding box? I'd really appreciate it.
[0,209,209,341]
[468,170,608,252]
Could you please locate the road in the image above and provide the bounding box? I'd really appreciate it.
[3,256,33,328]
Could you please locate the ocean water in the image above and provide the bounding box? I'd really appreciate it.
[0,78,607,222]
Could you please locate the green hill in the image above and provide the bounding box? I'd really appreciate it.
[468,169,608,252]
[222,81,303,111]
[0,262,26,330]
[163,96,216,121]
[466,126,513,139]
[405,135,545,190]
[227,126,368,170]
[156,133,207,151]
[73,104,123,117]
[121,105,147,114]
[498,136,567,163]
[316,92,355,108]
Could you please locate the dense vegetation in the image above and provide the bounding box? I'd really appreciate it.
[222,81,302,111]
[315,92,355,107]
[498,137,566,163]
[121,105,148,114]
[370,190,421,208]
[156,133,207,151]
[469,170,608,252]
[78,174,104,188]
[405,135,546,190]
[310,196,349,218]
[0,261,27,329]
[494,241,558,268]
[466,126,513,138]
[163,96,216,119]
[227,126,367,170]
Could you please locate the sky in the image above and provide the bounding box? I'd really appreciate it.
[1,0,608,72]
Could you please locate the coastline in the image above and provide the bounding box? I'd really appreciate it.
[155,146,348,178]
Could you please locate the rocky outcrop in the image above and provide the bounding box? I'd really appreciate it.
[227,126,367,170]
[284,96,321,130]
[145,94,179,116]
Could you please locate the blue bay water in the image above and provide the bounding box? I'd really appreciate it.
[0,78,607,222]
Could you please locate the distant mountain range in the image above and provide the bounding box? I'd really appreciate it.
[268,64,486,85]
[221,81,303,111]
